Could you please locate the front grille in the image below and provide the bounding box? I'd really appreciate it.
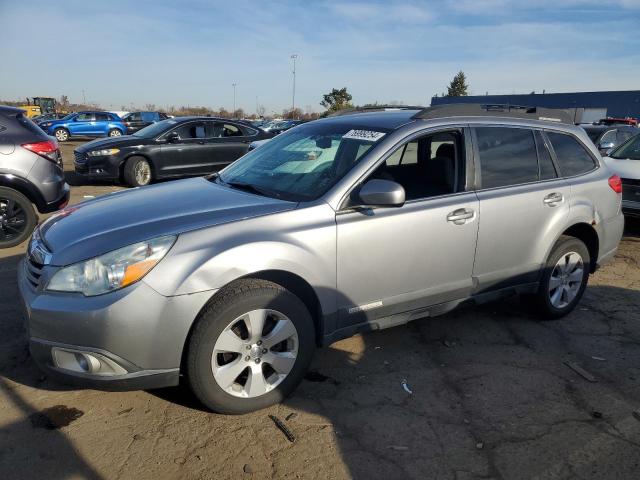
[24,257,44,289]
[622,178,640,202]
[74,151,87,164]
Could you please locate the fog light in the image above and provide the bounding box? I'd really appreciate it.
[52,348,128,376]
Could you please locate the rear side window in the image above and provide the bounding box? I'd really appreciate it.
[476,127,538,189]
[546,132,596,177]
[534,131,557,180]
[16,113,45,136]
[95,113,110,121]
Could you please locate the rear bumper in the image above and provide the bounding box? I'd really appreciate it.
[39,183,70,213]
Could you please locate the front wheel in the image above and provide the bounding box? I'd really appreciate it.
[530,235,590,319]
[123,156,152,187]
[0,187,37,249]
[186,279,315,414]
[108,128,122,137]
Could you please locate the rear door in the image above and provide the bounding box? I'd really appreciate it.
[472,126,570,291]
[200,121,255,172]
[93,112,111,135]
[159,121,210,176]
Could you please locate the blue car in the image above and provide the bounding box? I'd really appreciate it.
[39,111,126,142]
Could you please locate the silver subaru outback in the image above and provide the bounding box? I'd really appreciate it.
[18,105,624,414]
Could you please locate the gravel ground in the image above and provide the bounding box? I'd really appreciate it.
[1,141,640,480]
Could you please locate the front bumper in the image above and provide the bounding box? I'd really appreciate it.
[622,200,640,217]
[73,152,121,179]
[18,259,214,390]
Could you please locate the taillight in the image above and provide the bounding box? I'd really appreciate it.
[608,174,622,194]
[22,140,60,164]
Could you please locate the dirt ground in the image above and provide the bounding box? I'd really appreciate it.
[1,141,640,480]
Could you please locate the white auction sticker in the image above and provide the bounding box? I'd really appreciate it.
[342,129,386,142]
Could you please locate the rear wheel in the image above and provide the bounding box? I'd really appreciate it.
[0,187,37,249]
[530,235,590,319]
[54,128,69,142]
[123,156,152,187]
[108,128,122,138]
[186,279,315,414]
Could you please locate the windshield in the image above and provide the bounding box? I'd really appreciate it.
[61,113,76,120]
[584,128,602,142]
[218,122,388,201]
[133,118,178,138]
[610,133,640,160]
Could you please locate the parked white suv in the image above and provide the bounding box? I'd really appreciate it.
[19,104,624,413]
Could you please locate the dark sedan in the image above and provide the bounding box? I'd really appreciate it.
[73,117,273,187]
[121,111,169,134]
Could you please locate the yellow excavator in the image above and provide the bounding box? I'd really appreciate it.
[19,97,57,118]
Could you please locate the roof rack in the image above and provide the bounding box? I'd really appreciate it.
[413,103,574,124]
[327,105,424,117]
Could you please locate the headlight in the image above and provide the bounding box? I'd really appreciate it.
[47,236,176,296]
[88,148,120,156]
[41,122,52,128]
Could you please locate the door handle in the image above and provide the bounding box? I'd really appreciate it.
[447,208,475,225]
[543,192,564,206]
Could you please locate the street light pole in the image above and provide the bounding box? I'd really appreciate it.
[232,83,237,117]
[290,54,298,119]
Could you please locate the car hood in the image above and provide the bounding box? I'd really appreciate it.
[39,177,297,266]
[602,156,640,179]
[75,135,149,152]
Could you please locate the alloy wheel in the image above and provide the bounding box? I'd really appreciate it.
[548,251,584,308]
[0,197,27,242]
[55,129,68,141]
[212,309,299,398]
[110,129,122,137]
[134,161,151,185]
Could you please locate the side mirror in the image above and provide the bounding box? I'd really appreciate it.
[166,131,181,143]
[357,179,405,208]
[598,141,615,150]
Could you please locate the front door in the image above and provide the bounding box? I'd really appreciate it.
[336,127,479,328]
[68,113,94,135]
[159,121,211,177]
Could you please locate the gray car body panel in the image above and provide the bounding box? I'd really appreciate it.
[18,110,624,388]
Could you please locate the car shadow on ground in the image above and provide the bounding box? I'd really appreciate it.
[3,249,640,478]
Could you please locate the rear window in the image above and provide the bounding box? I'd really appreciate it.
[546,132,596,177]
[476,127,539,189]
[17,113,46,136]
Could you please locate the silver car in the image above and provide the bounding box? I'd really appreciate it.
[601,133,640,217]
[18,105,624,414]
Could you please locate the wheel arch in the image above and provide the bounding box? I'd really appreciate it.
[179,270,325,376]
[559,222,600,273]
[0,174,44,211]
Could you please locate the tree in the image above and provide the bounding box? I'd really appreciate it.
[320,87,353,113]
[446,71,469,97]
[256,104,266,118]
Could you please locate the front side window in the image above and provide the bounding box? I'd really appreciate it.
[476,127,538,189]
[547,131,596,177]
[126,112,143,122]
[140,112,156,122]
[367,130,462,200]
[600,129,617,144]
[219,123,387,201]
[75,113,94,122]
[173,122,206,139]
[617,130,636,144]
[610,133,640,160]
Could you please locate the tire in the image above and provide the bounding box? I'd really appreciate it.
[186,279,316,414]
[54,128,69,142]
[0,187,37,249]
[123,156,152,187]
[108,128,122,138]
[530,235,590,319]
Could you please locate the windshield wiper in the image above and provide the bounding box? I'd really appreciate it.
[220,179,283,199]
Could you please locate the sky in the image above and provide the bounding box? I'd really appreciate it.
[1,0,639,114]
